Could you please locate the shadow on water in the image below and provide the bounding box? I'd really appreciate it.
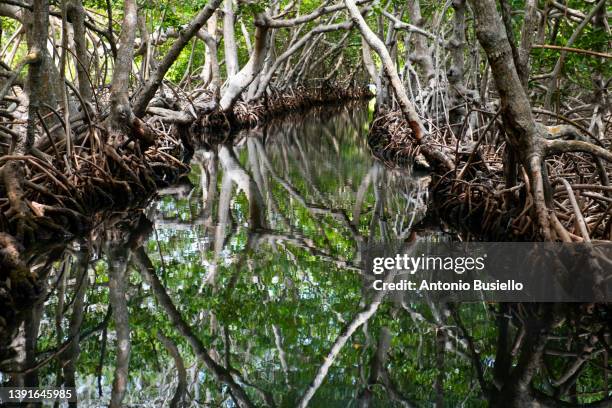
[0,104,610,407]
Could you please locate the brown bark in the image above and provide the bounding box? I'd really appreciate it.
[468,0,552,239]
[24,0,52,151]
[109,0,138,130]
[67,0,93,105]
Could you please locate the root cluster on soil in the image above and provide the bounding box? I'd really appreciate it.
[196,84,371,133]
[0,126,189,243]
[369,109,612,241]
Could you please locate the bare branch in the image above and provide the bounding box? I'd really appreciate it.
[545,139,612,163]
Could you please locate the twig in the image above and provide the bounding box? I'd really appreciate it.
[532,44,612,59]
[559,178,591,242]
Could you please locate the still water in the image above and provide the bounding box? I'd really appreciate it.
[1,104,492,407]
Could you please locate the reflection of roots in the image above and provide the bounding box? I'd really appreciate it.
[0,208,151,373]
[0,122,190,321]
[0,231,39,365]
[369,110,611,241]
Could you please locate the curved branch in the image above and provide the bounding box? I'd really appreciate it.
[156,331,187,408]
[381,9,440,42]
[545,139,612,163]
[132,0,222,117]
[258,0,371,28]
[532,44,612,59]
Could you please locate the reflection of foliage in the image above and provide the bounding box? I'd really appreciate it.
[7,106,609,406]
[27,105,446,406]
[130,105,472,405]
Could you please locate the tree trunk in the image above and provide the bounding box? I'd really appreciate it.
[223,0,239,78]
[109,0,137,130]
[361,38,378,84]
[219,20,271,112]
[517,0,537,90]
[407,0,434,87]
[201,12,218,87]
[344,0,422,137]
[468,0,552,239]
[25,0,53,150]
[447,0,468,127]
[67,0,93,106]
[198,28,221,95]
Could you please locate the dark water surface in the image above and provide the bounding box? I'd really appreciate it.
[1,104,494,406]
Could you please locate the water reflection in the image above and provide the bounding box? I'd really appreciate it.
[0,105,609,407]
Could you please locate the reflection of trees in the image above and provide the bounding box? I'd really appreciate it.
[156,330,187,408]
[60,248,90,408]
[1,106,610,407]
[105,236,131,408]
[146,105,441,405]
[134,245,256,408]
[297,270,398,408]
[357,327,415,408]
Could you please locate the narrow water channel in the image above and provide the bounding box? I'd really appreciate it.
[1,104,493,407]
